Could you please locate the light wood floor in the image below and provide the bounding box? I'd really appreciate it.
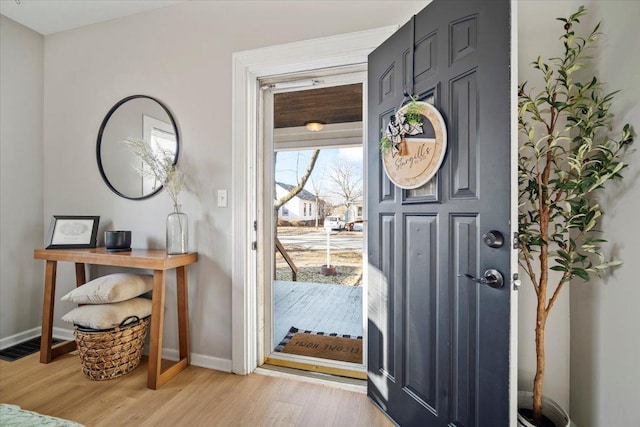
[0,352,392,427]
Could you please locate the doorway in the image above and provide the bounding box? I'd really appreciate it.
[230,25,396,377]
[258,72,368,378]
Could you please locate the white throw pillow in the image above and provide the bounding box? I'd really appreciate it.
[62,297,152,330]
[61,273,153,304]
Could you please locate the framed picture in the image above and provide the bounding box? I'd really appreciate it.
[46,216,100,249]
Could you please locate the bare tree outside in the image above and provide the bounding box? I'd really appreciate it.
[273,149,364,287]
[327,160,363,219]
[309,169,327,228]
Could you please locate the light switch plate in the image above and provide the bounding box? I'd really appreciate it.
[217,189,228,208]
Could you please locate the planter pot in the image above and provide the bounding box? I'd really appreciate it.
[320,265,337,276]
[517,391,570,427]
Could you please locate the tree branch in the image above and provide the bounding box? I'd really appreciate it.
[546,270,571,314]
[520,245,540,296]
[274,150,320,210]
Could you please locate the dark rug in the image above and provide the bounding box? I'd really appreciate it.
[275,326,362,364]
[0,336,62,362]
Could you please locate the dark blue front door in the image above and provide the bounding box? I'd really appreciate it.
[367,1,512,425]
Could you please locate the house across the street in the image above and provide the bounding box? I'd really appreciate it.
[276,182,325,226]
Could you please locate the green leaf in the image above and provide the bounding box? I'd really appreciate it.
[593,260,623,270]
[573,268,590,281]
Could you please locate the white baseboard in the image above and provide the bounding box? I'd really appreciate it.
[0,327,41,350]
[4,326,232,373]
[191,353,233,372]
[0,326,74,350]
[159,348,233,373]
[53,327,74,341]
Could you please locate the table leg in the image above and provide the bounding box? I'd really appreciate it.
[40,261,57,363]
[75,263,86,286]
[176,266,190,363]
[147,270,166,389]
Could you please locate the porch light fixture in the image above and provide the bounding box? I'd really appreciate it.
[305,121,325,132]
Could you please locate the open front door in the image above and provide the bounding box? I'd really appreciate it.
[367,0,513,425]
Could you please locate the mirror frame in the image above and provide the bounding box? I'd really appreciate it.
[96,94,180,200]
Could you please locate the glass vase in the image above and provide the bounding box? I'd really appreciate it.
[167,204,188,254]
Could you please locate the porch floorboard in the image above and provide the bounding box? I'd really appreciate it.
[274,280,363,345]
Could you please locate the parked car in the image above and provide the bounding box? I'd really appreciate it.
[352,222,364,232]
[324,215,345,231]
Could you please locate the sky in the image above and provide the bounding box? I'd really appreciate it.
[275,147,363,205]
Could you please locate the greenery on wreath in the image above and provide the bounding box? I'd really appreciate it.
[379,133,392,151]
[517,5,634,425]
[379,96,424,152]
[403,97,423,125]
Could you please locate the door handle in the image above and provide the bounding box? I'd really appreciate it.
[458,269,504,289]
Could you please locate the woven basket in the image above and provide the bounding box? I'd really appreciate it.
[74,315,150,381]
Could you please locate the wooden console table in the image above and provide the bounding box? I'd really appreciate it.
[34,247,198,389]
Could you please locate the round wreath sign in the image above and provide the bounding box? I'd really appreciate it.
[380,101,447,189]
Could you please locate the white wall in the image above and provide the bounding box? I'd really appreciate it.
[569,2,640,426]
[40,1,425,366]
[0,16,44,342]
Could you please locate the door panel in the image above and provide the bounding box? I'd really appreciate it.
[414,32,437,86]
[378,214,395,379]
[451,214,479,426]
[379,108,397,203]
[404,215,437,408]
[450,15,478,65]
[367,0,511,426]
[450,70,478,198]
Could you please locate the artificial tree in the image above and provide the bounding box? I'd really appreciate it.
[518,6,634,425]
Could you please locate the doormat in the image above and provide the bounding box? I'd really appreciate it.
[0,336,62,362]
[275,327,362,364]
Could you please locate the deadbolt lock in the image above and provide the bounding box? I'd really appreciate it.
[482,230,505,248]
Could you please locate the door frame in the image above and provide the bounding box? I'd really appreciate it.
[260,69,368,377]
[231,26,398,375]
[509,0,519,422]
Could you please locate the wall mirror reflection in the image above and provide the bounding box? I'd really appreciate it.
[97,95,179,199]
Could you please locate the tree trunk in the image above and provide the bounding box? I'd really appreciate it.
[533,276,548,424]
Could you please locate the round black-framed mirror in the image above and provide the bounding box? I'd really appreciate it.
[96,95,180,200]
